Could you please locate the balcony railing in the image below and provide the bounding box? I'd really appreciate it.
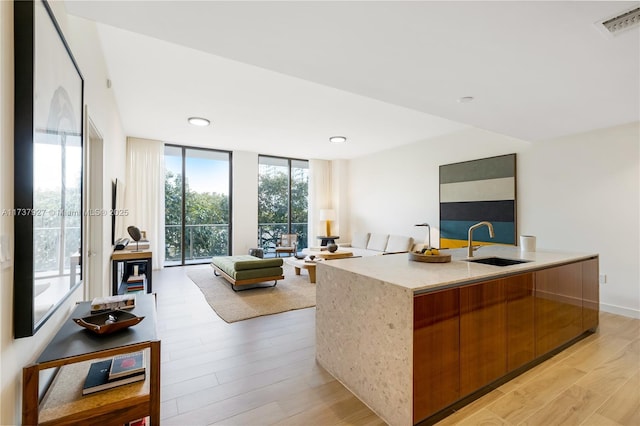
[164,222,308,265]
[258,222,308,256]
[165,223,230,265]
[33,226,81,275]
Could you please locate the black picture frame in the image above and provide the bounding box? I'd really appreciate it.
[14,0,84,338]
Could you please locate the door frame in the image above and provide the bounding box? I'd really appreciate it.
[83,112,104,299]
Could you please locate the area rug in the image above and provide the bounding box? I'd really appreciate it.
[186,263,316,323]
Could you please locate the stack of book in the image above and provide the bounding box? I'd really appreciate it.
[126,273,145,292]
[82,351,145,395]
[91,294,136,313]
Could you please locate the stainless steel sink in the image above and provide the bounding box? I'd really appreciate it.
[464,257,532,267]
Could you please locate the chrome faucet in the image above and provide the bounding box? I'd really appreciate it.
[415,223,431,249]
[467,221,495,257]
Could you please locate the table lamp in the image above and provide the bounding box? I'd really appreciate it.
[319,209,336,236]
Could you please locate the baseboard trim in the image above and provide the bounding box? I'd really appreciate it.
[600,302,640,319]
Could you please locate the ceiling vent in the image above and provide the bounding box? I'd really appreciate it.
[597,6,640,36]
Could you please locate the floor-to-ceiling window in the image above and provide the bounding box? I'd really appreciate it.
[32,137,82,323]
[164,145,231,266]
[258,156,309,255]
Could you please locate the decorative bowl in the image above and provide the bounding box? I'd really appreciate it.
[73,310,144,335]
[408,251,452,263]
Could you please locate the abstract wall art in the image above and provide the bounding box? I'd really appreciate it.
[439,154,516,249]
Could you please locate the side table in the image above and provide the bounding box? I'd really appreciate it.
[317,236,339,246]
[112,250,153,295]
[22,294,160,425]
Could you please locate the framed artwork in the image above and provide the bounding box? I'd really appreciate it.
[439,154,516,249]
[14,0,84,337]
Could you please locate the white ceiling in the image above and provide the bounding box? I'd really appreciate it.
[64,1,640,160]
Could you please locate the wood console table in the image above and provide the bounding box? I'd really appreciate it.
[22,294,160,425]
[112,250,153,295]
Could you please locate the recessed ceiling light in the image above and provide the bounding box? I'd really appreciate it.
[188,117,210,126]
[329,136,347,143]
[457,96,474,103]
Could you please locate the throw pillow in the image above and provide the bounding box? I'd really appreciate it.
[385,235,413,252]
[351,232,371,249]
[367,233,389,252]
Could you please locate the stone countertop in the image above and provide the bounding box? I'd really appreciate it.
[317,245,597,293]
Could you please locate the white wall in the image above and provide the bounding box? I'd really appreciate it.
[331,159,349,241]
[349,127,530,242]
[67,14,127,297]
[348,122,640,318]
[0,3,126,423]
[232,151,259,255]
[519,123,639,316]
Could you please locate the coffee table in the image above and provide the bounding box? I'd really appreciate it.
[285,258,317,283]
[316,250,353,260]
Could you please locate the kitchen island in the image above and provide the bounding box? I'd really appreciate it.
[315,246,598,426]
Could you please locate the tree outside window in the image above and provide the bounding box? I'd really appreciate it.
[258,156,309,254]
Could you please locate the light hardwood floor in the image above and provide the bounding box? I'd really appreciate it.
[155,265,639,425]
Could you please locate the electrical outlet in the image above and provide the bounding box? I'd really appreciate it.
[599,274,607,284]
[0,235,10,268]
[0,235,7,262]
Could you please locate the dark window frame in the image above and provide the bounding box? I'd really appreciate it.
[164,144,233,266]
[258,155,309,253]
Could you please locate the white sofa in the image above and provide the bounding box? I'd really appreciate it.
[339,232,414,257]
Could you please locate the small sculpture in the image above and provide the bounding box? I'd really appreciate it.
[127,226,142,252]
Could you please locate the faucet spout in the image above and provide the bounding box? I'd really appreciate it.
[415,223,431,249]
[467,221,495,258]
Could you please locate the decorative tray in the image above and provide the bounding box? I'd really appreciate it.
[73,309,145,335]
[408,251,452,263]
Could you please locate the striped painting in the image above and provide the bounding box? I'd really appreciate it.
[439,154,516,249]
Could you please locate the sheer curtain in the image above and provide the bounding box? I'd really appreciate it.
[124,137,165,269]
[308,159,332,248]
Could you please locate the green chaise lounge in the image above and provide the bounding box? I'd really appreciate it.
[210,255,284,291]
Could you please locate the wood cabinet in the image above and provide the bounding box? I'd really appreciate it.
[459,272,535,395]
[413,258,596,423]
[460,278,507,395]
[534,262,583,356]
[413,288,460,422]
[22,295,160,425]
[506,273,535,370]
[582,258,599,332]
